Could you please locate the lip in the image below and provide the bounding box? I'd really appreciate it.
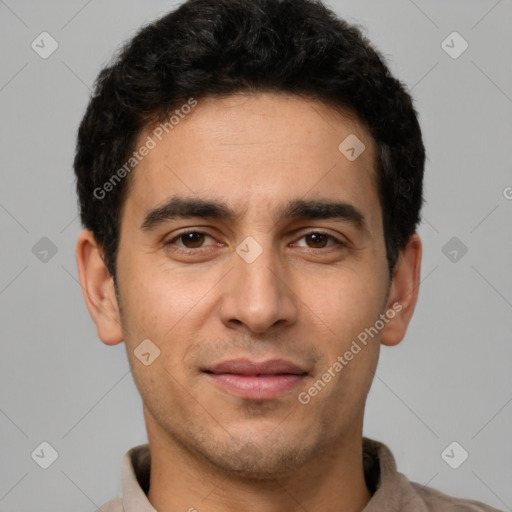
[203,358,308,400]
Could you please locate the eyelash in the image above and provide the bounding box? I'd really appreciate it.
[165,231,219,253]
[164,230,346,252]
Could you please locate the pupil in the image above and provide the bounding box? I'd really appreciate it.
[308,233,327,248]
[183,232,204,248]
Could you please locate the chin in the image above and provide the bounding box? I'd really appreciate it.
[194,430,325,479]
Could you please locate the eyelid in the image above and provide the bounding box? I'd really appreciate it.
[164,228,219,248]
[290,229,348,248]
[163,228,348,251]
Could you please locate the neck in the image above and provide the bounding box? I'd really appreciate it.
[146,419,371,512]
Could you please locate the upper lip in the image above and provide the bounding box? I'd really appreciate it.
[205,358,308,376]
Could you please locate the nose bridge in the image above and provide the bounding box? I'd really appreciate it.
[219,236,297,332]
[236,239,279,294]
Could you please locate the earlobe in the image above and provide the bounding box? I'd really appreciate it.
[76,229,124,346]
[381,233,422,347]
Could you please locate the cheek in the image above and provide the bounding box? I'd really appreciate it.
[117,260,224,360]
[305,275,384,410]
[297,270,387,347]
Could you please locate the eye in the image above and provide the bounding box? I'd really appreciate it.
[168,231,216,249]
[293,232,344,249]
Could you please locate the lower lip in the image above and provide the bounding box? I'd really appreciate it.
[206,373,306,400]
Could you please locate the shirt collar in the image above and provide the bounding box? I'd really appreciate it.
[121,443,157,512]
[120,437,411,512]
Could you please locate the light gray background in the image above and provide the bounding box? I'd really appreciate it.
[1,1,511,511]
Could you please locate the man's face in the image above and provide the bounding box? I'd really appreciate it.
[115,93,392,474]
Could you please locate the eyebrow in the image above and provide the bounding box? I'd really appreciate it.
[141,196,367,232]
[141,197,236,230]
[275,199,366,230]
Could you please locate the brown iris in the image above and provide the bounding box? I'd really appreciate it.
[305,233,329,248]
[180,232,206,248]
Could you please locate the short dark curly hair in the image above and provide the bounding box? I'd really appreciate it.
[74,0,424,278]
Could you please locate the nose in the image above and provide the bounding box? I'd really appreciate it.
[219,244,299,334]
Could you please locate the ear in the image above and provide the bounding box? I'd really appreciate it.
[76,229,123,345]
[381,233,422,347]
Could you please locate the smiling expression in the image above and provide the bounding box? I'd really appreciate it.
[85,92,412,476]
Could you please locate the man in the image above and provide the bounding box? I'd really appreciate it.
[74,0,499,510]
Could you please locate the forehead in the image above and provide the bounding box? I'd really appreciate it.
[123,93,381,229]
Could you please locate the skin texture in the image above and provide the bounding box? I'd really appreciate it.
[76,92,421,512]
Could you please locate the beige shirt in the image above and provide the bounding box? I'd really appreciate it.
[97,438,500,511]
